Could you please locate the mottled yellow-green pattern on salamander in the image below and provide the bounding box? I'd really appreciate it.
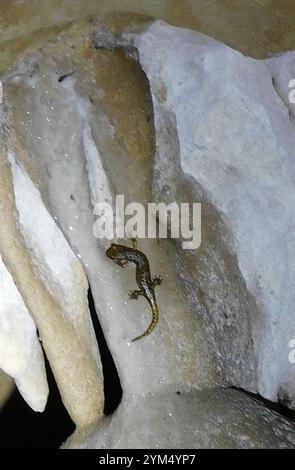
[106,242,161,342]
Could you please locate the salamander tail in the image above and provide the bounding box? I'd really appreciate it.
[131,299,159,343]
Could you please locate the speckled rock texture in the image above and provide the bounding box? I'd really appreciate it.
[65,388,295,449]
[122,20,295,406]
[0,9,295,448]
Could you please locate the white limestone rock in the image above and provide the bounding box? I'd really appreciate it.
[2,19,295,448]
[0,254,48,412]
[65,388,295,449]
[4,151,104,426]
[3,45,216,401]
[8,150,87,322]
[122,21,295,405]
[0,370,13,411]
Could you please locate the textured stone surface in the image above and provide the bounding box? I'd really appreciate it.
[65,388,295,449]
[121,20,295,406]
[0,254,48,412]
[1,0,295,62]
[0,371,13,411]
[0,12,295,449]
[1,21,217,446]
[0,108,104,425]
[2,25,216,399]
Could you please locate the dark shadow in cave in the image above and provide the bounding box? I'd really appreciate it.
[87,287,123,416]
[231,386,295,423]
[0,353,75,449]
[0,287,122,449]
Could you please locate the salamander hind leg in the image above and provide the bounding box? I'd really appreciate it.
[152,276,162,288]
[128,289,144,300]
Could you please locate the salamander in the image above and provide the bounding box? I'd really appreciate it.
[106,240,161,342]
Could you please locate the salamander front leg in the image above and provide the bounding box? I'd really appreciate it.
[115,259,128,268]
[128,289,144,300]
[131,237,138,249]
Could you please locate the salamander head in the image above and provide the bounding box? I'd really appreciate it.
[106,243,124,261]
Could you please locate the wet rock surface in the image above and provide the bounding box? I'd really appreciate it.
[0,6,295,449]
[65,388,295,449]
[124,20,295,405]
